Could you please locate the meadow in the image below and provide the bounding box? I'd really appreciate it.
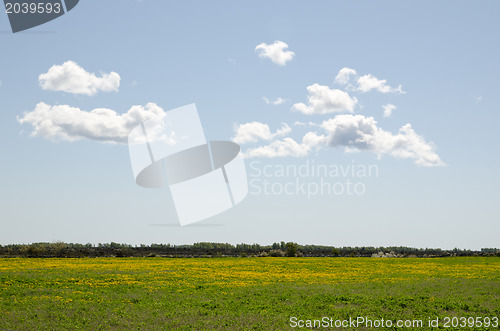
[0,257,498,330]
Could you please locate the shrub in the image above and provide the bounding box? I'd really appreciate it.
[269,249,285,257]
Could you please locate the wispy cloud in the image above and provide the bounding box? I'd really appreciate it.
[263,97,286,105]
[383,104,396,118]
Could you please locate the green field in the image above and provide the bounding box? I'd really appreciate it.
[0,257,499,330]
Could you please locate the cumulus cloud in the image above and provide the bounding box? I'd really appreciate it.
[232,122,291,144]
[334,67,357,86]
[334,67,405,94]
[320,115,443,166]
[237,115,443,166]
[17,102,167,144]
[39,61,121,96]
[255,41,295,66]
[357,74,404,94]
[292,84,358,115]
[383,104,396,118]
[263,97,286,105]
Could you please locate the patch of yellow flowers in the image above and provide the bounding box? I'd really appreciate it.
[0,257,498,291]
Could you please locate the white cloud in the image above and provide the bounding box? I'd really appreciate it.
[383,104,396,118]
[320,115,443,166]
[292,84,358,115]
[302,131,328,147]
[263,97,286,105]
[334,67,357,86]
[38,61,121,96]
[255,41,295,66]
[242,137,311,158]
[293,121,319,127]
[232,122,291,144]
[334,67,405,94]
[357,74,405,94]
[17,102,166,144]
[241,130,328,158]
[239,115,443,166]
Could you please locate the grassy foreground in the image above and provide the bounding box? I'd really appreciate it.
[0,257,498,330]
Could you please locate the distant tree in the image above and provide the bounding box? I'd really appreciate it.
[331,248,340,257]
[286,242,298,257]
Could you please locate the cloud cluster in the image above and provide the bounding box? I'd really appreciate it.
[22,56,442,167]
[334,67,405,94]
[18,102,166,144]
[39,61,121,96]
[236,115,443,167]
[234,63,443,166]
[255,41,295,66]
[320,115,442,166]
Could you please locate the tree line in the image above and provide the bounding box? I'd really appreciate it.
[0,242,498,258]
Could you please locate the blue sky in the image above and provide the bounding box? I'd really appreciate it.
[0,1,499,249]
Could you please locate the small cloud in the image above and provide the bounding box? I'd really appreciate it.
[242,137,311,158]
[38,61,121,96]
[255,40,295,66]
[263,97,286,105]
[292,84,358,115]
[227,58,236,64]
[474,96,483,103]
[334,67,405,94]
[232,122,291,144]
[357,74,405,94]
[383,104,396,118]
[293,121,319,127]
[334,67,357,86]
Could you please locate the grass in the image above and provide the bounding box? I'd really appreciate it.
[0,257,498,330]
